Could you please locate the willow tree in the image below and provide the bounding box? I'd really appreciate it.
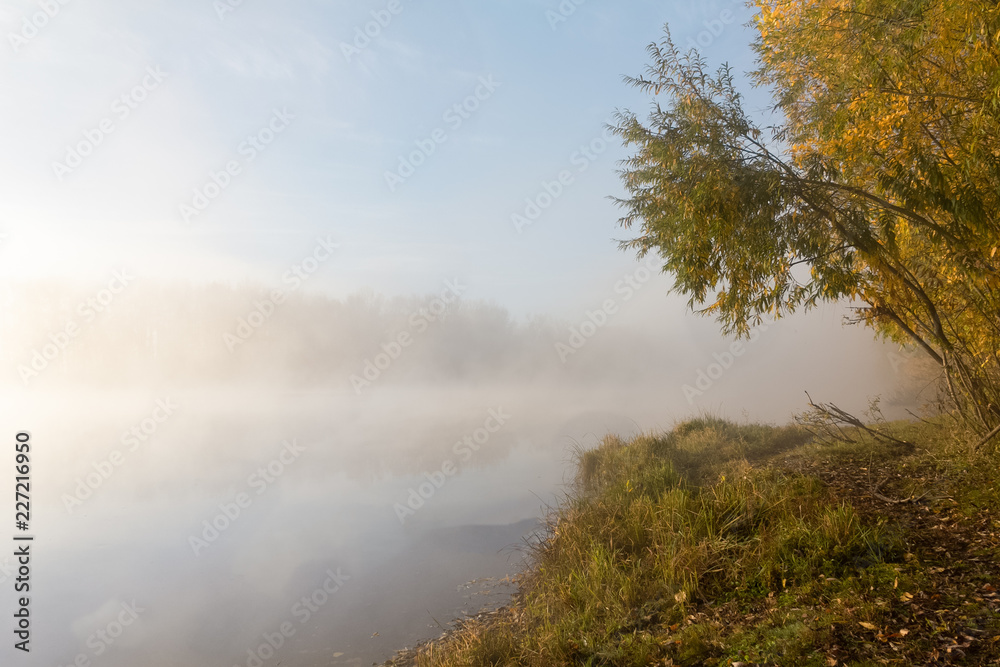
[613,0,1000,437]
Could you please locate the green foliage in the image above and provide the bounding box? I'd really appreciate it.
[613,1,1000,434]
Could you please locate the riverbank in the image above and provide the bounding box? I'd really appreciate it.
[381,415,1000,665]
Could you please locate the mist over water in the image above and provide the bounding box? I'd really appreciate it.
[0,275,922,665]
[0,0,953,663]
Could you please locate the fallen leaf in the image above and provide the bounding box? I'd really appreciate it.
[860,621,878,630]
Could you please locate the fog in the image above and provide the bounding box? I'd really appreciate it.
[0,272,929,665]
[0,0,949,664]
[1,274,920,402]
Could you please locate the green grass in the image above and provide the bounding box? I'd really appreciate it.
[405,415,1000,667]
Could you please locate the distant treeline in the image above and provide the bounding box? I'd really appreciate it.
[0,281,675,387]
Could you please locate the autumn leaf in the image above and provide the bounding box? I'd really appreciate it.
[615,0,1000,430]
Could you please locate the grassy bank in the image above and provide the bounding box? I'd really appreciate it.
[385,416,1000,666]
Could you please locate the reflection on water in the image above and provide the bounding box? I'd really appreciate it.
[6,385,653,666]
[0,306,913,665]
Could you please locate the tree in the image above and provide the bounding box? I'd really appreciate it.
[613,0,1000,435]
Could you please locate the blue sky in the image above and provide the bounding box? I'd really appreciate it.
[0,0,761,318]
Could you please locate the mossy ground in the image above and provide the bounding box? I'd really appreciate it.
[383,416,1000,666]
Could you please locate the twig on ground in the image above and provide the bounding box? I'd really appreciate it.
[973,421,1000,452]
[803,392,917,450]
[870,478,928,505]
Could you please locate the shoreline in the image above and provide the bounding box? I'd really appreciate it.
[376,416,1000,665]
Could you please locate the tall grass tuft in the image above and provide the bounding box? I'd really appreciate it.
[416,418,903,666]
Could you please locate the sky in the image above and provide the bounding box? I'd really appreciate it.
[0,0,763,319]
[0,7,925,661]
